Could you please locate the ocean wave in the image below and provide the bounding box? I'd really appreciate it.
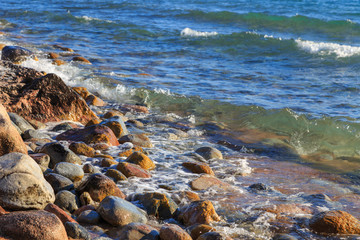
[295,39,360,58]
[180,27,218,37]
[75,15,114,23]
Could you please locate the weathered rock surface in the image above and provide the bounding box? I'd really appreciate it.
[69,142,95,157]
[29,153,50,172]
[188,224,216,240]
[54,162,84,182]
[190,175,230,191]
[159,224,192,240]
[1,46,33,63]
[40,142,82,168]
[54,190,79,213]
[178,200,220,226]
[77,210,100,224]
[0,61,97,124]
[114,222,159,240]
[197,232,233,240]
[97,196,148,226]
[309,210,360,234]
[56,125,120,146]
[105,169,128,182]
[44,203,77,224]
[45,173,74,193]
[0,152,55,210]
[117,162,152,178]
[0,210,68,240]
[0,104,28,156]
[126,151,155,170]
[119,134,153,148]
[22,129,50,140]
[182,162,214,175]
[8,112,35,133]
[65,222,92,240]
[195,147,223,160]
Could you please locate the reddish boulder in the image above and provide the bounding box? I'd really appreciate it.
[0,61,97,124]
[0,210,68,240]
[117,162,151,178]
[69,142,95,157]
[119,134,153,148]
[188,224,216,240]
[56,125,119,146]
[159,224,192,240]
[182,162,214,175]
[86,94,106,106]
[126,151,155,170]
[72,87,91,99]
[190,175,231,191]
[178,200,220,226]
[44,203,77,225]
[73,56,91,64]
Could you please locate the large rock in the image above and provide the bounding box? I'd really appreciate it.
[309,210,360,234]
[76,173,125,202]
[69,142,95,157]
[119,134,153,148]
[0,210,68,240]
[101,116,128,138]
[0,61,97,124]
[114,222,159,240]
[190,175,231,191]
[97,196,148,226]
[56,125,120,146]
[44,203,77,225]
[40,142,82,168]
[178,200,220,226]
[1,46,33,63]
[0,153,55,210]
[44,173,74,193]
[126,151,155,170]
[117,162,151,178]
[54,190,79,213]
[54,162,84,182]
[8,112,35,133]
[159,224,192,240]
[195,147,223,160]
[65,222,92,240]
[0,104,28,156]
[182,162,214,175]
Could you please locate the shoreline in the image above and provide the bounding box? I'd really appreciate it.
[0,42,359,240]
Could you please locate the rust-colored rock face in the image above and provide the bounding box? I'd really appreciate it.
[0,61,97,124]
[0,103,28,156]
[44,203,77,225]
[159,224,192,240]
[116,162,152,178]
[178,200,220,226]
[182,162,214,175]
[126,151,155,170]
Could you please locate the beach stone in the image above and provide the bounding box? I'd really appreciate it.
[72,87,91,99]
[0,152,55,210]
[65,222,91,240]
[182,162,214,175]
[309,210,360,234]
[69,142,95,157]
[195,147,223,160]
[74,204,96,216]
[52,59,66,66]
[0,210,68,240]
[80,192,95,206]
[44,203,77,224]
[1,45,33,63]
[73,56,91,64]
[119,134,153,148]
[8,112,35,133]
[40,142,82,168]
[114,222,159,240]
[117,162,152,178]
[249,183,270,191]
[118,145,144,157]
[121,104,149,114]
[53,44,73,52]
[105,169,127,181]
[262,203,313,216]
[48,52,59,59]
[0,62,98,124]
[135,192,178,220]
[127,119,144,128]
[126,151,155,170]
[52,122,73,132]
[29,153,50,171]
[77,210,100,224]
[188,224,216,240]
[95,154,114,160]
[159,224,192,240]
[54,162,84,182]
[54,190,79,213]
[22,129,49,140]
[272,234,298,240]
[173,191,200,205]
[45,173,74,193]
[27,119,46,129]
[56,125,120,146]
[85,118,101,127]
[197,232,233,240]
[190,175,230,191]
[178,200,220,226]
[0,105,28,156]
[77,173,125,202]
[98,196,148,226]
[86,94,106,106]
[103,120,128,138]
[100,157,118,167]
[83,163,96,173]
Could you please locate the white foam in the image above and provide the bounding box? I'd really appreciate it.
[180,27,218,37]
[295,39,360,58]
[76,15,113,23]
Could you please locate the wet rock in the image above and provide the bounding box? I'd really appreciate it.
[73,56,91,64]
[0,62,97,124]
[100,157,118,167]
[69,142,95,157]
[262,204,313,216]
[127,119,144,128]
[54,162,84,182]
[0,210,68,240]
[8,112,35,133]
[182,162,214,175]
[53,44,73,52]
[118,145,144,158]
[172,191,200,205]
[77,173,125,202]
[52,59,66,66]
[188,224,216,240]
[135,192,178,220]
[105,169,128,182]
[77,210,100,224]
[28,119,47,129]
[103,110,124,119]
[72,87,91,99]
[195,147,223,160]
[98,196,148,226]
[0,105,28,156]
[272,233,298,240]
[102,118,128,138]
[0,152,55,210]
[45,173,74,193]
[44,203,77,224]
[249,183,270,191]
[40,142,82,168]
[159,224,192,240]
[121,104,149,114]
[119,133,153,148]
[115,222,159,240]
[52,122,73,132]
[74,204,96,216]
[117,162,152,178]
[126,151,155,170]
[190,175,231,191]
[197,232,233,240]
[1,45,33,63]
[178,200,220,226]
[80,192,95,206]
[309,210,360,234]
[22,129,50,140]
[86,118,101,127]
[86,94,107,106]
[56,124,120,146]
[54,190,80,213]
[29,153,50,171]
[48,52,60,59]
[83,163,96,173]
[65,222,91,240]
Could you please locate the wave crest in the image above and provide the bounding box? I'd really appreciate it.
[180,27,218,37]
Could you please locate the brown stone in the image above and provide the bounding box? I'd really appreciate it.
[262,203,313,216]
[119,134,153,148]
[56,125,120,146]
[136,192,178,220]
[118,145,144,157]
[72,87,91,99]
[178,200,220,226]
[86,94,106,106]
[77,173,125,202]
[309,210,360,235]
[103,110,124,119]
[48,52,59,59]
[44,203,77,225]
[73,204,96,216]
[92,142,110,150]
[0,210,68,240]
[27,119,46,129]
[0,44,5,50]
[105,169,127,182]
[121,104,149,114]
[126,151,155,170]
[53,44,73,52]
[114,222,159,240]
[116,162,151,178]
[159,224,192,240]
[197,232,233,240]
[104,121,126,138]
[189,224,216,240]
[69,142,95,157]
[190,175,230,191]
[52,59,65,66]
[182,162,214,175]
[85,118,101,127]
[73,56,91,64]
[0,104,28,156]
[100,158,118,167]
[0,61,97,124]
[79,192,94,206]
[29,153,50,171]
[127,119,144,128]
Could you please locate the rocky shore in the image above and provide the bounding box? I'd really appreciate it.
[0,45,360,240]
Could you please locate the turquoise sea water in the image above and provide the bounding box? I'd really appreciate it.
[1,0,360,173]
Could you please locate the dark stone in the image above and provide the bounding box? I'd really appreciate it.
[1,46,33,63]
[64,222,91,240]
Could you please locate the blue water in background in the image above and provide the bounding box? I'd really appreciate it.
[2,0,360,168]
